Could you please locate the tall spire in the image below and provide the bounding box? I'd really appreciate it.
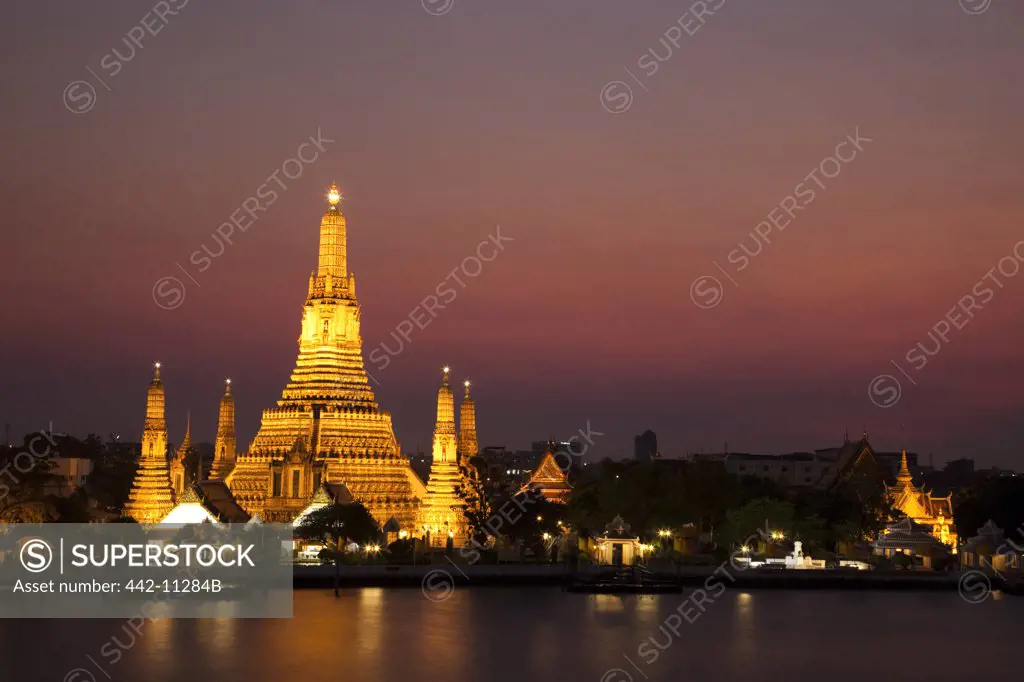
[145,362,166,430]
[419,366,469,546]
[211,378,237,481]
[181,410,192,450]
[458,379,478,461]
[897,448,913,485]
[209,190,423,532]
[125,362,175,523]
[434,366,455,442]
[171,409,197,498]
[317,182,347,280]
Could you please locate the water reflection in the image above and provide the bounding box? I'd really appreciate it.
[197,618,237,657]
[357,587,383,656]
[731,591,756,668]
[0,589,1019,682]
[418,588,465,679]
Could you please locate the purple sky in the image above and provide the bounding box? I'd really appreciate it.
[2,1,1023,467]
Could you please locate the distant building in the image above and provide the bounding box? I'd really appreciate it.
[702,435,907,489]
[634,430,658,462]
[961,520,1024,575]
[872,517,950,568]
[520,446,572,504]
[407,451,432,484]
[590,515,645,566]
[919,458,1019,497]
[47,457,94,497]
[886,450,956,547]
[542,440,585,475]
[478,446,542,492]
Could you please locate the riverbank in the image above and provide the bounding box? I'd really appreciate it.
[293,564,1017,593]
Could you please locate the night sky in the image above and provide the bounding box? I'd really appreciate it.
[2,1,1023,467]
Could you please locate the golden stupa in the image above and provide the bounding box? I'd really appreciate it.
[209,378,236,480]
[225,184,425,525]
[458,379,479,461]
[417,367,470,546]
[124,363,175,523]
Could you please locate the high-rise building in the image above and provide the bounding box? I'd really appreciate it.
[634,429,658,462]
[124,363,175,523]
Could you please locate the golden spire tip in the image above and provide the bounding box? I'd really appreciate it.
[327,183,341,206]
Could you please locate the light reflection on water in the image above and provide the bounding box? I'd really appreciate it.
[1,589,1020,682]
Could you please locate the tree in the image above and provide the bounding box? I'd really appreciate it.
[455,456,494,547]
[720,497,796,548]
[0,434,60,522]
[955,477,1024,540]
[297,502,380,547]
[83,439,137,513]
[296,502,380,596]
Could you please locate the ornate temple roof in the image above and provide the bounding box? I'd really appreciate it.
[215,187,423,531]
[520,448,572,503]
[603,514,637,539]
[197,481,251,523]
[886,449,954,521]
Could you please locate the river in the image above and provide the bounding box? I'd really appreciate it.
[0,587,1017,682]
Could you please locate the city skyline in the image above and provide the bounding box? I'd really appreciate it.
[2,1,1024,467]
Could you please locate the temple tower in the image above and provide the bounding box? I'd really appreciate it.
[231,184,424,526]
[170,411,196,498]
[434,367,457,463]
[886,447,957,547]
[317,182,347,279]
[210,379,237,480]
[125,363,175,523]
[458,379,478,462]
[896,449,913,487]
[418,367,468,546]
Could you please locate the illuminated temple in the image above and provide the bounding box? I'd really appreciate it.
[127,184,476,542]
[209,379,236,480]
[225,184,425,527]
[886,449,957,547]
[416,368,471,546]
[124,364,175,524]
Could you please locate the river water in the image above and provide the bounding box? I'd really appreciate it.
[0,587,1017,682]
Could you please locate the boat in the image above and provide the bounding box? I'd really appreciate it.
[565,565,682,594]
